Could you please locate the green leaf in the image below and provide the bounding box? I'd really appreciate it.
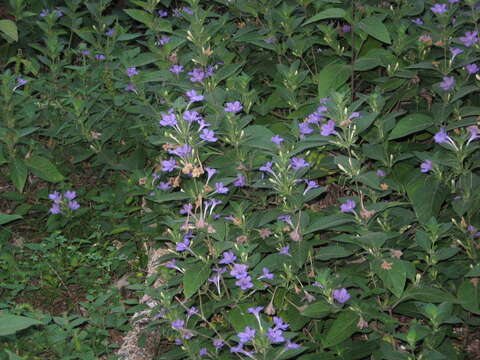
[9,158,27,193]
[0,314,43,336]
[148,191,191,204]
[124,9,154,27]
[0,213,22,226]
[301,300,332,318]
[0,20,18,42]
[303,8,346,26]
[388,113,434,140]
[373,258,406,298]
[213,62,244,85]
[466,264,480,277]
[406,175,446,224]
[457,279,480,315]
[317,61,351,98]
[25,156,64,183]
[358,16,391,44]
[316,245,354,260]
[305,214,354,234]
[183,262,211,299]
[402,286,457,303]
[322,311,359,348]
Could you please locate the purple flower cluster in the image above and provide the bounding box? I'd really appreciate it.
[48,190,80,214]
[333,288,351,303]
[187,66,215,83]
[230,263,253,290]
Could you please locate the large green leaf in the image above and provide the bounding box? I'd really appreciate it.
[322,311,359,348]
[388,113,434,140]
[303,8,346,26]
[183,262,211,299]
[0,20,18,42]
[358,16,391,44]
[301,300,332,318]
[373,258,406,298]
[317,62,351,98]
[0,315,43,336]
[0,213,22,226]
[406,175,446,224]
[458,279,480,315]
[124,9,154,27]
[305,214,354,234]
[9,158,27,193]
[148,191,191,204]
[25,156,64,183]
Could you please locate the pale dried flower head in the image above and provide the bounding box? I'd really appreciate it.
[236,235,248,244]
[390,249,403,259]
[192,166,204,177]
[258,228,272,239]
[381,260,393,270]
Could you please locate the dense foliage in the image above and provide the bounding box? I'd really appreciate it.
[1,0,480,359]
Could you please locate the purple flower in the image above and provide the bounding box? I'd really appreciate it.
[321,120,337,136]
[264,37,275,44]
[80,49,90,56]
[278,215,293,225]
[258,267,274,280]
[214,182,229,194]
[299,122,314,136]
[199,348,208,357]
[186,90,204,103]
[247,306,264,317]
[205,167,217,183]
[169,144,192,157]
[188,68,205,83]
[340,199,356,213]
[171,319,185,330]
[200,129,218,142]
[49,191,62,203]
[53,8,63,17]
[273,316,289,331]
[161,158,177,172]
[40,9,49,17]
[182,329,194,339]
[158,181,171,191]
[124,83,136,92]
[439,76,455,91]
[450,47,463,59]
[431,4,448,14]
[279,245,291,256]
[341,24,351,33]
[183,110,201,122]
[267,327,285,343]
[176,238,190,252]
[230,263,248,279]
[237,326,256,343]
[420,160,433,173]
[349,112,360,120]
[180,203,193,215]
[160,110,177,127]
[50,203,61,214]
[233,174,246,187]
[219,251,237,264]
[170,65,184,74]
[459,31,479,47]
[271,135,284,145]
[467,126,480,145]
[236,275,254,290]
[68,201,80,211]
[290,157,309,170]
[333,288,351,303]
[434,128,449,144]
[183,6,194,15]
[285,340,301,350]
[411,18,424,25]
[303,180,319,195]
[376,169,386,177]
[17,78,28,86]
[466,64,479,75]
[158,10,168,17]
[197,119,211,131]
[259,161,274,174]
[105,28,115,37]
[224,101,243,113]
[213,338,225,349]
[156,35,170,46]
[187,307,199,317]
[126,67,138,77]
[95,54,105,60]
[174,338,182,345]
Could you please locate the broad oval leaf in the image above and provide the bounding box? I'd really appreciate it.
[322,311,359,348]
[388,113,433,140]
[303,8,346,26]
[183,262,211,299]
[358,16,391,44]
[0,314,43,336]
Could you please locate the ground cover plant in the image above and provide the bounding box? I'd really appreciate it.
[0,0,480,359]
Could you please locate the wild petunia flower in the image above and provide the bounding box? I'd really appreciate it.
[279,245,291,256]
[285,340,301,350]
[459,31,479,47]
[271,135,284,145]
[340,200,356,213]
[180,203,193,215]
[420,160,433,173]
[170,64,184,74]
[156,35,170,46]
[259,161,274,174]
[411,18,424,25]
[258,267,274,280]
[187,306,199,317]
[434,128,449,143]
[237,326,256,343]
[267,327,285,343]
[183,110,201,122]
[213,338,225,349]
[199,348,208,357]
[188,67,205,83]
[49,191,62,203]
[13,78,28,91]
[200,129,218,142]
[159,110,177,127]
[299,122,314,137]
[174,338,182,345]
[214,182,229,194]
[126,67,138,77]
[303,180,319,195]
[68,201,80,210]
[247,306,264,318]
[230,263,248,279]
[321,120,338,136]
[236,276,254,290]
[95,54,106,60]
[290,157,309,170]
[171,319,185,330]
[105,28,115,37]
[467,126,480,145]
[169,144,192,157]
[466,64,479,75]
[50,203,62,214]
[439,76,455,91]
[219,251,237,264]
[224,101,243,113]
[158,10,168,17]
[233,174,246,187]
[431,3,448,13]
[341,24,351,33]
[450,47,463,60]
[186,89,204,103]
[377,169,386,177]
[333,288,351,303]
[161,158,177,172]
[205,167,217,183]
[124,83,136,92]
[176,237,190,252]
